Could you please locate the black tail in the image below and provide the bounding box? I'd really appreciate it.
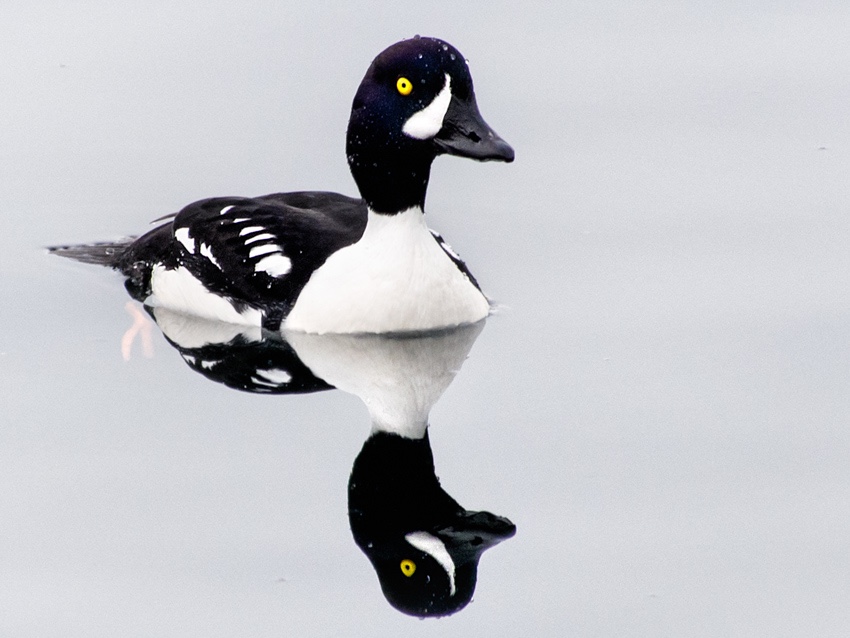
[48,239,135,268]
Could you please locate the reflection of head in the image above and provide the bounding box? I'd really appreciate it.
[378,536,482,617]
[349,432,515,617]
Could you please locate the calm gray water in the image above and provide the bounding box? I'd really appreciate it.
[3,2,850,636]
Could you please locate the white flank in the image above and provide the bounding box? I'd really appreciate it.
[239,226,264,236]
[148,265,261,326]
[402,74,452,140]
[255,254,292,277]
[284,208,489,334]
[199,242,219,268]
[405,532,457,596]
[174,227,195,253]
[248,244,279,259]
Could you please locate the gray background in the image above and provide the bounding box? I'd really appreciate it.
[2,1,849,636]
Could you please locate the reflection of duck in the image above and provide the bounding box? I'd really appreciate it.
[51,36,513,334]
[149,307,331,394]
[120,308,515,616]
[349,431,515,617]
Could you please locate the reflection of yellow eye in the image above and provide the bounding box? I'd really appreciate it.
[400,559,416,577]
[396,77,413,95]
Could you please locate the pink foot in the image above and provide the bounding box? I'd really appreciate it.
[121,302,155,361]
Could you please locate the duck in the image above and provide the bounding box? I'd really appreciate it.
[51,36,514,334]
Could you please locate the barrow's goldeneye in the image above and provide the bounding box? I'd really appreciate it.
[52,36,514,334]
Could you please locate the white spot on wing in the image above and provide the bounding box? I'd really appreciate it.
[402,74,452,140]
[220,205,236,215]
[239,226,264,236]
[255,254,292,277]
[249,244,279,259]
[175,227,195,253]
[199,242,220,268]
[244,232,276,245]
[405,531,457,596]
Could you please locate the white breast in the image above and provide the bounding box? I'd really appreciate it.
[284,208,489,334]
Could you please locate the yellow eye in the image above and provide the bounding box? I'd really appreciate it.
[400,559,416,577]
[396,77,413,95]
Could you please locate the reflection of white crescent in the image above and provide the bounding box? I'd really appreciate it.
[405,531,457,596]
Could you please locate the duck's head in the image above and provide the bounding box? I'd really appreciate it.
[346,36,514,214]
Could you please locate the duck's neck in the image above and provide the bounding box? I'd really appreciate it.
[346,119,436,214]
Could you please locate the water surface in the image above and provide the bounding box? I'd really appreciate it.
[3,2,850,636]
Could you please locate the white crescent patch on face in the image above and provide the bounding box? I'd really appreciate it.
[402,73,452,140]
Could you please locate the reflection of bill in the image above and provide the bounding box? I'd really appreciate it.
[120,308,515,616]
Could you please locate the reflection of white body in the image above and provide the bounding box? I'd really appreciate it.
[151,306,485,438]
[286,321,485,437]
[152,306,263,347]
